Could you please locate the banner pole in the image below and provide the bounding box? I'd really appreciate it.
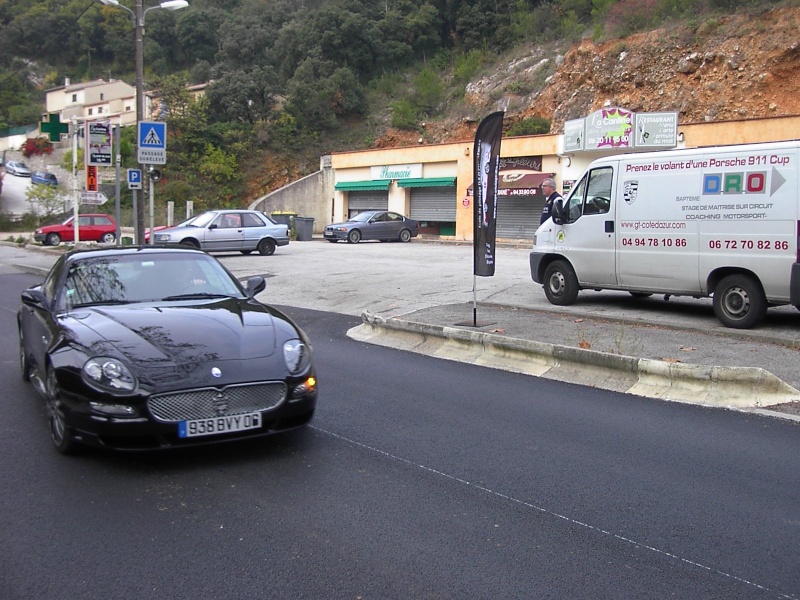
[473,275,477,327]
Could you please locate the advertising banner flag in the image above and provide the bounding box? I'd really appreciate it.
[473,111,504,277]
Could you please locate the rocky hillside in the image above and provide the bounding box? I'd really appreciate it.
[375,6,800,147]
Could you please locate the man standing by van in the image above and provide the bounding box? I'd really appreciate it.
[540,177,562,224]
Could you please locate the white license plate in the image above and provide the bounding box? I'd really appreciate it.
[178,412,262,438]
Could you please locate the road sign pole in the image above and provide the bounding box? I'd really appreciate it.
[149,165,155,245]
[132,189,138,245]
[114,124,121,245]
[71,116,80,244]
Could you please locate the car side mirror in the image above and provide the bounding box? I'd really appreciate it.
[21,286,47,309]
[551,199,564,225]
[209,223,218,230]
[245,276,266,297]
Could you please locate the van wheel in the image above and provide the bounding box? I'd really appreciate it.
[543,260,579,306]
[713,274,767,329]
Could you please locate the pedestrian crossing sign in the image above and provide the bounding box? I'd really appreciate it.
[137,121,167,165]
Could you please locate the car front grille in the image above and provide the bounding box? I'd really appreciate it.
[148,382,287,422]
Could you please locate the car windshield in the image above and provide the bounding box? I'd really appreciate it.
[348,212,376,223]
[59,253,244,310]
[185,212,216,228]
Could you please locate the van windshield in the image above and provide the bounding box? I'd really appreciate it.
[564,166,613,221]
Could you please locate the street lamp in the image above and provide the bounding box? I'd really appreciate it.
[97,0,188,244]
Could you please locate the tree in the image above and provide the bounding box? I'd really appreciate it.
[26,183,66,221]
[175,9,226,64]
[205,67,280,125]
[285,59,367,132]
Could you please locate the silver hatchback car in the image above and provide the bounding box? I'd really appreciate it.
[5,161,32,177]
[153,210,290,255]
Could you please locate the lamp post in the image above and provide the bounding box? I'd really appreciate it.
[97,0,188,244]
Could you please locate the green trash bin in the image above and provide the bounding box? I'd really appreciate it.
[294,217,314,241]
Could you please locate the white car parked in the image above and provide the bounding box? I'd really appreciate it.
[153,209,290,255]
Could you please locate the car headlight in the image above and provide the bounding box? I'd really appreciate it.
[283,339,310,374]
[154,233,170,242]
[83,357,136,392]
[336,227,347,232]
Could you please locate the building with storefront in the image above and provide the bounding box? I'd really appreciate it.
[253,112,800,242]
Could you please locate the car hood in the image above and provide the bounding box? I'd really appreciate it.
[61,299,293,388]
[153,224,192,236]
[326,220,360,229]
[38,223,69,232]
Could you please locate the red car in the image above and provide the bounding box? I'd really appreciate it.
[34,214,117,246]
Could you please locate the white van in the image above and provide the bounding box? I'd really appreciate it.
[529,140,799,328]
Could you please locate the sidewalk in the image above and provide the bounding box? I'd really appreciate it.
[350,303,800,421]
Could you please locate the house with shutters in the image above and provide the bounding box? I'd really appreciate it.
[45,78,138,127]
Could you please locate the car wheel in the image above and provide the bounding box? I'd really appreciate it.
[46,233,61,246]
[100,232,116,244]
[713,274,767,329]
[19,329,31,382]
[543,260,579,305]
[240,250,253,255]
[180,239,201,249]
[347,229,361,244]
[399,229,412,243]
[258,238,276,256]
[45,367,79,455]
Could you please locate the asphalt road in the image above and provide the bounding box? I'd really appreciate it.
[0,171,33,216]
[1,268,799,599]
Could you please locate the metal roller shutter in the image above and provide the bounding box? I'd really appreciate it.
[347,191,388,213]
[496,195,543,239]
[409,187,456,220]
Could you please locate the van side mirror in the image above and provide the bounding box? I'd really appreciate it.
[551,199,564,225]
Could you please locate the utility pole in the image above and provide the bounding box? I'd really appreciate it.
[134,0,147,245]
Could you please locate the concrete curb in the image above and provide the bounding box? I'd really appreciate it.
[349,312,800,410]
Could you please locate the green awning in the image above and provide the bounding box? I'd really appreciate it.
[335,180,391,191]
[396,177,456,188]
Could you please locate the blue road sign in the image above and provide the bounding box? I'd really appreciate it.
[127,168,142,190]
[138,121,167,165]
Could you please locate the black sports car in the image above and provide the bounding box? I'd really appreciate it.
[17,246,317,453]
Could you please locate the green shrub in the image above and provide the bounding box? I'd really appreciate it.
[453,50,485,85]
[391,98,419,130]
[414,69,443,113]
[506,80,535,95]
[506,116,551,136]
